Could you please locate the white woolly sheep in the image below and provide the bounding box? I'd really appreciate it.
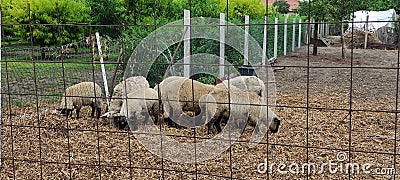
[153,76,187,96]
[58,82,103,119]
[220,76,266,97]
[201,83,280,134]
[118,88,160,130]
[152,76,188,126]
[104,76,150,118]
[161,77,215,128]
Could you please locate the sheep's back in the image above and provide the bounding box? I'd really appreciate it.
[109,76,149,113]
[223,76,266,96]
[62,82,103,109]
[120,88,158,118]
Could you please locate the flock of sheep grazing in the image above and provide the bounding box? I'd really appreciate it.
[56,75,281,135]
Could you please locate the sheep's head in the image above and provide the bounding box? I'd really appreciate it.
[269,116,280,133]
[59,108,73,117]
[114,116,128,130]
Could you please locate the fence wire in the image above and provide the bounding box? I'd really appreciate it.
[0,1,399,180]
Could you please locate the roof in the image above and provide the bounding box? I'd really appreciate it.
[348,9,396,32]
[262,0,300,11]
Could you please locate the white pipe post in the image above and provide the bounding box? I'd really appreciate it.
[95,32,110,108]
[219,13,225,77]
[298,19,302,48]
[292,18,296,52]
[283,15,288,55]
[364,15,369,49]
[306,20,310,44]
[244,15,249,65]
[325,23,329,36]
[319,21,323,37]
[184,10,191,77]
[274,17,278,58]
[311,19,314,39]
[262,16,267,66]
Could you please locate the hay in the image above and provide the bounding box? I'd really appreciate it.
[1,46,398,179]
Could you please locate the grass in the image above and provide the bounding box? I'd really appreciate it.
[2,47,117,105]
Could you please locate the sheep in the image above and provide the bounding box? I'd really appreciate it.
[160,77,215,128]
[104,76,150,118]
[58,82,103,119]
[220,76,266,97]
[152,76,188,126]
[201,83,280,135]
[117,88,160,130]
[153,76,188,97]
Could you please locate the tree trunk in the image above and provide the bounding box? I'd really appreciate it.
[312,22,318,55]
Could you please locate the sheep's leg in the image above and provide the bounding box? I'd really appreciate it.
[214,116,223,133]
[207,114,223,134]
[152,110,159,125]
[170,107,182,129]
[254,124,260,133]
[129,114,138,131]
[143,111,150,126]
[76,108,81,119]
[207,120,215,134]
[239,120,248,135]
[90,105,95,118]
[65,109,72,118]
[96,108,101,119]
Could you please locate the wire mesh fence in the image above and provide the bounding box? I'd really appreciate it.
[0,0,400,179]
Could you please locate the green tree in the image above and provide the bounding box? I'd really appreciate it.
[395,0,400,13]
[4,0,90,47]
[297,0,398,55]
[172,0,220,18]
[219,0,267,19]
[89,0,129,38]
[273,0,290,14]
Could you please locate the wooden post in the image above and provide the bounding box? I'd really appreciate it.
[244,15,249,65]
[364,15,369,49]
[220,13,225,77]
[184,10,191,77]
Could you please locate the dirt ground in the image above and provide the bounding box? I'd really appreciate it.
[1,46,399,179]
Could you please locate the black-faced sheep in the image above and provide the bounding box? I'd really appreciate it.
[160,78,215,128]
[201,83,280,134]
[58,82,103,119]
[220,76,266,97]
[153,76,187,126]
[118,88,160,130]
